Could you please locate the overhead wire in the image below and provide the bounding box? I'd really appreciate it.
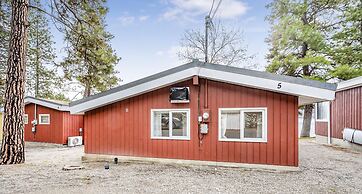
[208,0,216,17]
[211,0,222,19]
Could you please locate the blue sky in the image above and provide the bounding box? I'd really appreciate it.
[53,0,272,86]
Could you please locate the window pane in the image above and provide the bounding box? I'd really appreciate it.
[24,115,28,124]
[153,112,169,137]
[41,115,49,124]
[317,102,328,120]
[221,110,240,139]
[244,112,263,138]
[171,112,187,137]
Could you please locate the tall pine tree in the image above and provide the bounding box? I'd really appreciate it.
[27,0,64,99]
[0,0,11,106]
[61,0,120,97]
[328,0,362,80]
[266,0,341,137]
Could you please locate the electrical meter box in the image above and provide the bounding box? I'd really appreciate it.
[200,124,208,134]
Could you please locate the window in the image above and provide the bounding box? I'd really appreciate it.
[316,102,329,121]
[219,108,267,142]
[151,109,190,140]
[24,114,28,124]
[39,114,50,125]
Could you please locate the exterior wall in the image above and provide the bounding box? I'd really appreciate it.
[315,121,328,136]
[84,79,299,166]
[316,86,362,140]
[24,104,84,144]
[331,86,362,139]
[62,112,84,143]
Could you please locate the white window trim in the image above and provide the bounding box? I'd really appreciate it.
[151,109,191,140]
[24,114,28,124]
[218,107,268,143]
[315,102,329,122]
[38,114,50,125]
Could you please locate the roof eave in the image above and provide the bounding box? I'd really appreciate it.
[70,63,336,114]
[25,97,70,111]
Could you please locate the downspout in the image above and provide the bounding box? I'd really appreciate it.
[33,103,37,136]
[327,101,331,145]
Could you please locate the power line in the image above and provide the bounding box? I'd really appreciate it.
[208,0,216,17]
[205,0,223,63]
[211,0,222,19]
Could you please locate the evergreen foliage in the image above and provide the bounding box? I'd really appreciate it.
[26,0,64,100]
[61,0,120,97]
[0,0,11,106]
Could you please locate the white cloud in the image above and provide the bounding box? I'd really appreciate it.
[118,15,150,26]
[161,0,248,21]
[118,16,135,26]
[156,45,188,60]
[139,15,150,21]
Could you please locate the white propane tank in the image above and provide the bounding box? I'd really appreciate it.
[343,128,362,145]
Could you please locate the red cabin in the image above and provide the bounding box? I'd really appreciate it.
[24,97,84,145]
[315,76,362,149]
[70,61,336,167]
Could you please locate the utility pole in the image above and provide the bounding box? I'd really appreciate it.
[205,15,211,63]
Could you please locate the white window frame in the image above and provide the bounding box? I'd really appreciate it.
[315,101,329,122]
[24,114,29,124]
[38,114,50,125]
[151,109,191,140]
[218,108,267,143]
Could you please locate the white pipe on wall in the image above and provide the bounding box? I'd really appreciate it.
[327,101,331,144]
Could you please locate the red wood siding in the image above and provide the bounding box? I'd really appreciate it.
[315,121,328,136]
[24,104,84,144]
[331,86,362,139]
[84,79,299,166]
[63,113,84,143]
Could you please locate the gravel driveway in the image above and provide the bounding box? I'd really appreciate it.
[0,139,361,193]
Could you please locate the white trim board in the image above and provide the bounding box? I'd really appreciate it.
[337,76,362,91]
[25,97,69,111]
[70,66,336,114]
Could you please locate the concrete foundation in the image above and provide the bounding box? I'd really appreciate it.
[315,135,362,152]
[82,154,299,172]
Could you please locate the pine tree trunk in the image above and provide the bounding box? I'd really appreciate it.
[0,0,29,165]
[300,104,313,137]
[83,82,91,97]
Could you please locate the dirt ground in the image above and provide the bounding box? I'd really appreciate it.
[0,139,361,194]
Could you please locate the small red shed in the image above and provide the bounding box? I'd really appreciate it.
[70,61,336,167]
[24,97,84,145]
[315,76,362,148]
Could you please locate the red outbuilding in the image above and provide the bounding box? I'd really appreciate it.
[315,76,362,149]
[70,61,336,167]
[24,97,84,145]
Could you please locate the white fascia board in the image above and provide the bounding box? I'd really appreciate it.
[198,68,335,105]
[337,76,362,91]
[25,98,69,111]
[70,67,199,114]
[70,67,335,114]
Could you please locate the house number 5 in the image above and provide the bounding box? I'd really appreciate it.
[277,83,282,89]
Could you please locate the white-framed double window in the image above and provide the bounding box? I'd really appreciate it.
[151,109,190,140]
[39,114,50,125]
[219,108,267,142]
[24,114,28,124]
[316,101,329,122]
